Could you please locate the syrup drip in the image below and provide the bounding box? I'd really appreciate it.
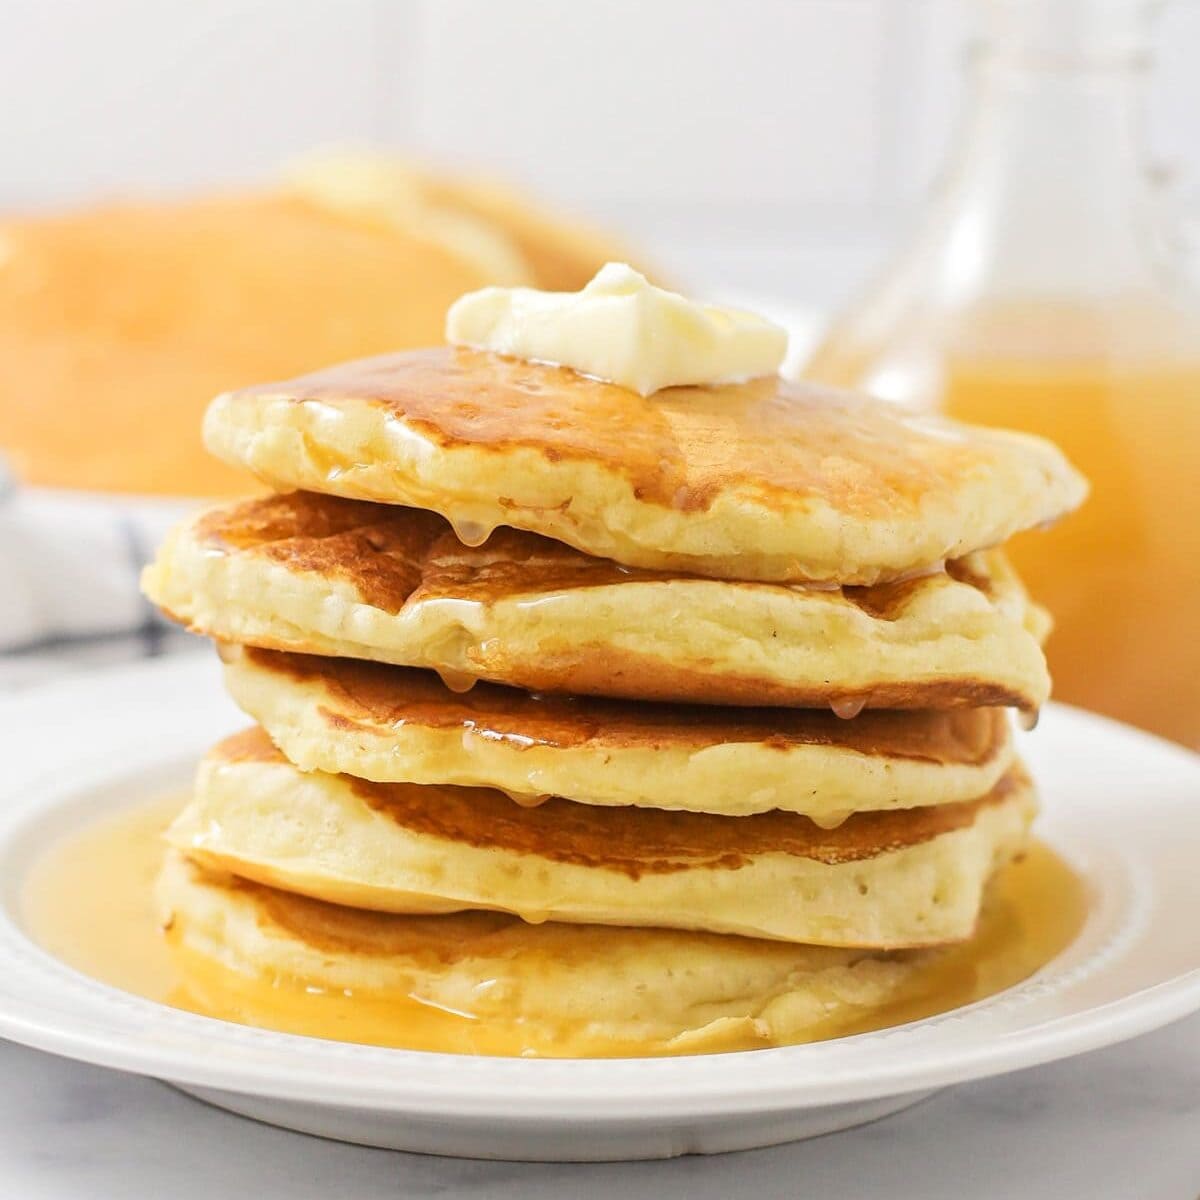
[449,518,495,548]
[435,668,479,694]
[830,697,868,720]
[500,789,554,809]
[806,808,854,831]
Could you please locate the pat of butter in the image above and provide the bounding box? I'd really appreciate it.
[445,262,787,395]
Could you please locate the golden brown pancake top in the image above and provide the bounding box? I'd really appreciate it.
[200,860,806,967]
[222,864,521,964]
[196,491,447,613]
[236,646,1010,766]
[227,346,998,517]
[215,729,1022,878]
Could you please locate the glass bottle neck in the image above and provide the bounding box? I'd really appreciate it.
[927,4,1162,296]
[959,49,1148,201]
[977,0,1160,67]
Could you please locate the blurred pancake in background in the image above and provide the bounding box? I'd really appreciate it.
[0,154,634,496]
[284,149,634,294]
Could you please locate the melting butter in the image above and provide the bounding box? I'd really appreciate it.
[445,263,787,396]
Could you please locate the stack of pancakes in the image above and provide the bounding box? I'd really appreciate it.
[142,346,1086,1056]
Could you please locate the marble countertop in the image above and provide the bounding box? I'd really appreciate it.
[2,1013,1198,1199]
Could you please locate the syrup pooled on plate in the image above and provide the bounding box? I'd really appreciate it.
[22,797,1089,1058]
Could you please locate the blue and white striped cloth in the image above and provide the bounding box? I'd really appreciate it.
[0,472,201,690]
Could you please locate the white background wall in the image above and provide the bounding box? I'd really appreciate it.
[3,0,1197,307]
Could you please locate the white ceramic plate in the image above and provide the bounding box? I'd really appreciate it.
[0,655,1198,1162]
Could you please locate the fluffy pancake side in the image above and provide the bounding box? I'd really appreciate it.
[156,850,923,1056]
[167,729,1036,948]
[143,492,1052,710]
[201,347,1086,584]
[221,644,1015,819]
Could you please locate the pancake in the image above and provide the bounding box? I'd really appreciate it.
[143,492,1053,711]
[0,196,511,496]
[201,346,1087,584]
[284,150,636,293]
[157,850,922,1056]
[169,729,1036,948]
[221,644,1015,820]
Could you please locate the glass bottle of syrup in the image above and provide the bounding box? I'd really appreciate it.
[803,0,1200,746]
